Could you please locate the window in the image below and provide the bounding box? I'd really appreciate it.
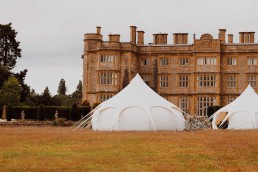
[248,57,257,65]
[160,58,169,66]
[179,97,188,113]
[99,94,113,102]
[227,75,237,88]
[247,75,256,88]
[142,75,150,85]
[99,72,117,85]
[99,54,117,63]
[180,58,188,66]
[227,57,236,65]
[197,57,217,65]
[197,97,216,116]
[159,75,168,88]
[227,96,236,104]
[197,75,216,87]
[180,75,188,88]
[142,58,150,66]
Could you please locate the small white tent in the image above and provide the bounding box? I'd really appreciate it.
[89,74,185,131]
[212,85,258,130]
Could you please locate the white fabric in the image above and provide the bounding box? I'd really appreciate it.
[212,85,258,130]
[92,73,185,131]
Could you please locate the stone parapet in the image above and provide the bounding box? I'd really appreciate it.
[138,45,192,54]
[222,44,258,52]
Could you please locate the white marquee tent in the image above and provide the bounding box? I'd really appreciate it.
[212,85,258,130]
[81,74,185,131]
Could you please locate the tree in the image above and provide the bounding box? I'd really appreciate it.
[71,80,82,98]
[0,23,22,69]
[41,87,52,106]
[0,23,30,102]
[13,69,30,102]
[0,64,11,89]
[51,94,75,106]
[57,78,67,95]
[0,76,22,106]
[122,67,129,88]
[71,80,83,105]
[24,89,41,106]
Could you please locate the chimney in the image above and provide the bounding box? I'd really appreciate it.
[162,34,168,44]
[108,34,120,42]
[173,33,188,44]
[96,26,101,34]
[137,31,145,45]
[250,32,255,43]
[130,26,137,44]
[183,33,188,44]
[228,34,233,43]
[219,29,226,43]
[173,34,178,44]
[239,32,244,43]
[153,33,167,45]
[244,32,250,43]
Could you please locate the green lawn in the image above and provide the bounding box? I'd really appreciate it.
[0,127,257,171]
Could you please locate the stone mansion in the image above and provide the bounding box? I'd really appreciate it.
[82,26,257,116]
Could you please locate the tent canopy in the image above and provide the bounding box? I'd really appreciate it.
[212,85,258,129]
[91,73,185,131]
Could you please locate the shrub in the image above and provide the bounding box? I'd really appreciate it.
[12,106,38,120]
[71,103,78,121]
[0,106,3,119]
[6,105,13,121]
[78,106,91,118]
[44,106,71,120]
[1,106,91,121]
[53,118,65,126]
[37,105,46,121]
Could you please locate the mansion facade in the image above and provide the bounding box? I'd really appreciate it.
[82,26,257,116]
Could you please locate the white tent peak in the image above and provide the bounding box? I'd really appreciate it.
[131,73,144,83]
[100,73,178,109]
[226,84,257,109]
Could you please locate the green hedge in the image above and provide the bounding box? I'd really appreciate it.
[8,106,91,121]
[0,107,3,118]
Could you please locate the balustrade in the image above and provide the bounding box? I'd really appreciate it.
[223,44,258,52]
[138,45,192,54]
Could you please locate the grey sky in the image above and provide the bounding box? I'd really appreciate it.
[1,0,257,94]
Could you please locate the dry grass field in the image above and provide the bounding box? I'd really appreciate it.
[0,127,257,171]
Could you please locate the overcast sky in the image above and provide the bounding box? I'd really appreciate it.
[1,0,257,94]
